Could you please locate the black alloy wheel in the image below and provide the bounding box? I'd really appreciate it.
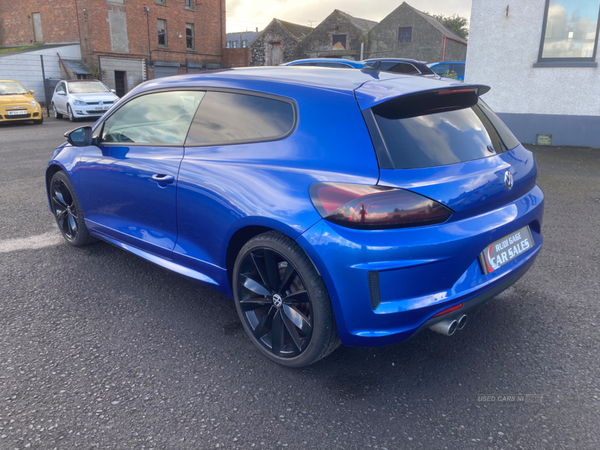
[50,171,95,246]
[233,231,340,367]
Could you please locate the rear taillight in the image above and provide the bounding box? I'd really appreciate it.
[309,182,453,229]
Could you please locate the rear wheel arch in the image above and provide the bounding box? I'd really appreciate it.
[226,226,274,288]
[225,224,323,290]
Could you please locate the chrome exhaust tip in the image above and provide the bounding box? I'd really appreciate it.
[430,319,458,336]
[457,314,468,330]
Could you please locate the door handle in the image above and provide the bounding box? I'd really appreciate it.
[151,174,175,184]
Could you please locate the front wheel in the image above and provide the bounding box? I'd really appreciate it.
[32,115,43,125]
[50,171,96,246]
[67,105,77,122]
[233,231,340,367]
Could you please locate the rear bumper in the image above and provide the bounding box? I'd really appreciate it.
[297,184,544,347]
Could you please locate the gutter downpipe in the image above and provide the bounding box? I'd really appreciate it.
[442,35,446,62]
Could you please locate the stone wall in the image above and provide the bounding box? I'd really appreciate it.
[367,4,445,62]
[300,10,368,59]
[249,20,301,66]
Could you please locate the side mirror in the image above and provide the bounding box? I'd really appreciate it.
[29,90,35,94]
[65,126,93,147]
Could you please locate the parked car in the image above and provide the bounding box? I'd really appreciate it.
[283,58,366,69]
[46,67,544,367]
[0,79,43,125]
[364,58,439,77]
[428,61,466,81]
[51,79,120,122]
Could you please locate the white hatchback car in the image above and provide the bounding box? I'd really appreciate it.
[51,80,120,122]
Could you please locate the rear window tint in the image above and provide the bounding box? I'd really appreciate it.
[372,93,517,169]
[186,91,295,146]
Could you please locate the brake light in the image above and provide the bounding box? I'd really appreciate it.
[309,182,453,229]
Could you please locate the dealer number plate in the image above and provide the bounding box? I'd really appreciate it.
[8,110,27,115]
[479,226,534,274]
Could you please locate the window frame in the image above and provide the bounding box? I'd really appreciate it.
[332,34,347,50]
[91,88,298,148]
[157,19,167,47]
[186,23,195,50]
[536,0,600,66]
[94,89,205,147]
[185,0,193,8]
[398,27,412,43]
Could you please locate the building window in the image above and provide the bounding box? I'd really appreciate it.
[185,0,193,7]
[332,35,347,50]
[158,19,167,46]
[232,40,238,48]
[398,27,412,43]
[242,39,248,48]
[186,23,194,49]
[539,0,600,62]
[226,41,232,48]
[156,0,166,5]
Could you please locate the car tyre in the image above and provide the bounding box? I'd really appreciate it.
[67,105,77,122]
[233,231,340,368]
[50,171,97,246]
[53,103,63,119]
[33,115,43,125]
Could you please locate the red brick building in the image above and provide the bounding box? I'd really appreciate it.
[0,0,225,94]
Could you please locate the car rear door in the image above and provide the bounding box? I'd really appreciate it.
[77,90,204,258]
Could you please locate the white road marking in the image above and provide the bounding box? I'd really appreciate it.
[0,231,64,253]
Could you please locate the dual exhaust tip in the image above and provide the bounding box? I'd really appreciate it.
[429,314,468,336]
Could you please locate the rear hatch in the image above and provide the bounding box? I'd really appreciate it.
[356,80,537,220]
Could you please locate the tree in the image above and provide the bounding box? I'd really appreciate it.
[432,14,469,41]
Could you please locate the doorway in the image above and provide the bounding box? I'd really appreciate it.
[114,71,127,98]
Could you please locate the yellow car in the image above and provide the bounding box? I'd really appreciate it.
[0,79,43,125]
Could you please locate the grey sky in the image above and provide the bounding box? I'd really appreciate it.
[226,0,472,33]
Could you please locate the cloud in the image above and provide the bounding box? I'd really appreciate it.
[226,0,472,32]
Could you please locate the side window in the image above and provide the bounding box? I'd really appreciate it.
[186,91,295,146]
[101,91,205,145]
[56,83,65,94]
[400,63,419,74]
[453,64,465,77]
[431,63,450,75]
[380,62,399,72]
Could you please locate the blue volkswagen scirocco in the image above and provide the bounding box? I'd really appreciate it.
[46,67,544,367]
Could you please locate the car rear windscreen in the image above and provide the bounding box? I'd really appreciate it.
[371,90,520,169]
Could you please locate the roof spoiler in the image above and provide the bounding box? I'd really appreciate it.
[371,85,492,120]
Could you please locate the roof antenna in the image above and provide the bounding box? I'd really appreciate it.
[362,60,381,74]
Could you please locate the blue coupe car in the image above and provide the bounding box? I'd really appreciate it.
[46,67,544,367]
